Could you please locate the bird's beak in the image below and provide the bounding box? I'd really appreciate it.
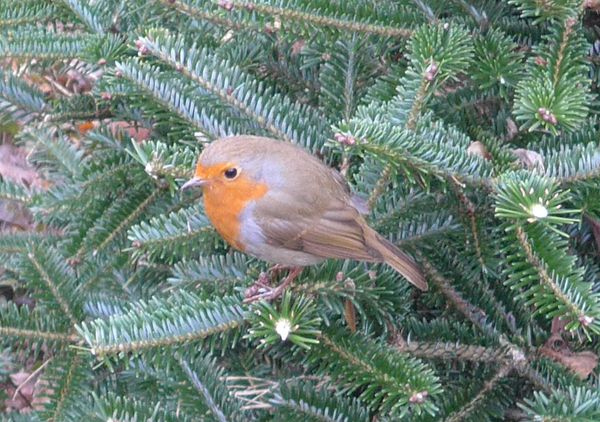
[181,177,206,191]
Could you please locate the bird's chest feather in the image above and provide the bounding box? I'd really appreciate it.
[202,177,267,251]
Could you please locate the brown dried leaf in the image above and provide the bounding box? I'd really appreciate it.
[5,371,35,413]
[466,141,491,160]
[8,371,30,387]
[584,0,600,12]
[0,144,44,189]
[539,331,598,379]
[512,148,545,173]
[562,351,598,379]
[108,121,152,142]
[505,117,519,141]
[0,144,45,230]
[344,299,357,333]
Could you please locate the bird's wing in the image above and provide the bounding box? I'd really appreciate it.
[253,190,381,262]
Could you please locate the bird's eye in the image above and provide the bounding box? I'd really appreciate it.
[224,168,238,179]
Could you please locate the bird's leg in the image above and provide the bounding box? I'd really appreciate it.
[267,264,288,283]
[244,266,303,303]
[247,264,287,292]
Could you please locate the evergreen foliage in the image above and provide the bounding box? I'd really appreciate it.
[1,0,600,420]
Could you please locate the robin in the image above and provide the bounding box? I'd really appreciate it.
[182,135,427,301]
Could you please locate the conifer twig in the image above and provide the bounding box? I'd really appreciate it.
[0,326,78,343]
[52,353,82,420]
[418,252,553,393]
[161,0,249,30]
[394,341,511,363]
[178,357,228,422]
[514,225,590,323]
[368,165,392,209]
[28,252,78,327]
[230,1,413,38]
[445,365,513,422]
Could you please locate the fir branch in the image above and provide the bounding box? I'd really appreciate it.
[230,1,413,38]
[495,172,599,332]
[114,60,220,139]
[0,233,38,255]
[419,253,499,340]
[138,30,329,149]
[520,386,600,420]
[26,249,79,327]
[61,0,106,34]
[406,76,431,131]
[25,129,84,181]
[394,341,510,364]
[0,69,46,123]
[417,253,554,394]
[0,1,59,27]
[543,142,600,184]
[0,303,75,353]
[347,120,494,188]
[127,138,199,182]
[88,394,197,422]
[318,34,379,122]
[46,353,84,421]
[169,253,250,286]
[0,177,34,204]
[128,203,220,264]
[388,23,474,128]
[0,29,98,60]
[79,162,137,193]
[445,365,512,422]
[177,357,228,422]
[73,183,159,259]
[511,0,581,21]
[91,187,162,257]
[272,381,370,422]
[0,326,78,343]
[315,329,442,417]
[513,17,590,133]
[380,210,461,246]
[160,0,248,30]
[450,181,486,269]
[132,50,246,140]
[514,225,592,325]
[76,293,246,358]
[367,165,391,210]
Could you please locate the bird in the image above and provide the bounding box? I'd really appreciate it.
[181,135,427,301]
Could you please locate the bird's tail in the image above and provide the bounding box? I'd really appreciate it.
[371,232,428,291]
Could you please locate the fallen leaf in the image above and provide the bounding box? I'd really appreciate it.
[505,117,519,141]
[77,121,97,134]
[0,144,45,189]
[466,141,491,160]
[539,328,598,379]
[512,148,545,173]
[108,121,152,142]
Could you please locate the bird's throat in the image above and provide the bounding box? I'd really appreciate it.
[202,177,267,251]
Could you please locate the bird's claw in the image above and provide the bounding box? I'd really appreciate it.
[243,266,302,303]
[244,283,287,303]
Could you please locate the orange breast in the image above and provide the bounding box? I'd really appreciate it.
[202,175,267,251]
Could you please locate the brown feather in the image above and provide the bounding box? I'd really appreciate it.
[365,228,428,291]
